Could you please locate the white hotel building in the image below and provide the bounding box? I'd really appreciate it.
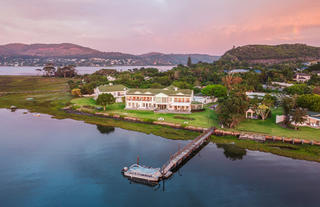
[125,86,194,113]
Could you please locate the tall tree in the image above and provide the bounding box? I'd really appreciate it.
[282,97,295,127]
[222,75,242,91]
[187,57,192,67]
[290,107,307,130]
[96,93,115,111]
[55,65,77,78]
[217,92,249,128]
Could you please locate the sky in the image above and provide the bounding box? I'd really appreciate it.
[0,0,320,55]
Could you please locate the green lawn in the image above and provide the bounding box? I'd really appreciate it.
[236,107,320,141]
[72,97,320,140]
[71,97,218,128]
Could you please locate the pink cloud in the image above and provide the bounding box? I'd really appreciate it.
[0,0,319,55]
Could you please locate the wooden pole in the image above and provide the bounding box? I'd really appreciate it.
[137,155,139,165]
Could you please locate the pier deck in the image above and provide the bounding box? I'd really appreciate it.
[122,127,215,183]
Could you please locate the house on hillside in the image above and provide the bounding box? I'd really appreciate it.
[94,83,127,102]
[294,73,311,83]
[125,86,194,113]
[303,60,320,66]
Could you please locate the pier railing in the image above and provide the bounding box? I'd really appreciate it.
[160,127,215,174]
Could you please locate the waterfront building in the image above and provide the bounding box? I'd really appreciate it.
[94,83,127,102]
[125,86,193,113]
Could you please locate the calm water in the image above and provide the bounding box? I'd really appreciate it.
[0,66,174,76]
[0,109,320,207]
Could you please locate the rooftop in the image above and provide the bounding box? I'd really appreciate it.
[228,69,249,74]
[127,86,192,96]
[307,111,320,120]
[97,84,127,92]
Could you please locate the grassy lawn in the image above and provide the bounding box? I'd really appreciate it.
[71,97,218,128]
[72,97,320,140]
[235,107,320,141]
[0,76,73,115]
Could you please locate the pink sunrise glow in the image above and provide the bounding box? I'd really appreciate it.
[0,0,319,55]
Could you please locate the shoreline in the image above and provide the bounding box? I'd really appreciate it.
[65,106,320,148]
[2,106,320,163]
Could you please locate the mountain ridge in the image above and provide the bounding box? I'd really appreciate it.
[0,43,219,66]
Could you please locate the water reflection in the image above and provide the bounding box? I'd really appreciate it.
[96,124,115,134]
[216,143,247,160]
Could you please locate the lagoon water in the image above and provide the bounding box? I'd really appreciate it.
[0,66,174,76]
[0,109,320,207]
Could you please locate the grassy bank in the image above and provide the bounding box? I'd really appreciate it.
[212,136,320,163]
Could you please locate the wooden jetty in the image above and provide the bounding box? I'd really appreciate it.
[122,127,215,183]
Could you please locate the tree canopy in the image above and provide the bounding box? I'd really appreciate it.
[96,93,116,110]
[201,84,227,98]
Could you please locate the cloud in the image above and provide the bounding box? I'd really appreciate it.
[0,0,319,54]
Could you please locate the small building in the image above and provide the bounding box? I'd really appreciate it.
[107,76,116,81]
[246,92,266,99]
[294,73,311,83]
[246,108,259,119]
[125,86,193,113]
[94,84,127,102]
[228,69,249,74]
[301,111,320,128]
[193,93,216,104]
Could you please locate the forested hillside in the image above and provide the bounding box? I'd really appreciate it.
[221,44,320,64]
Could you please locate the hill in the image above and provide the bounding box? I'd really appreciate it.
[0,43,219,66]
[221,44,320,64]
